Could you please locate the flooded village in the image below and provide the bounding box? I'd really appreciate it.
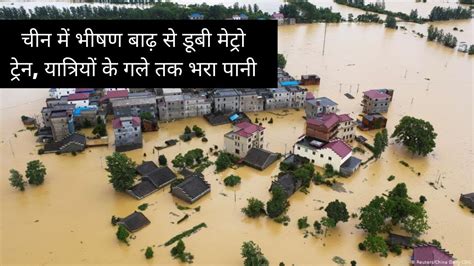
[1,1,474,266]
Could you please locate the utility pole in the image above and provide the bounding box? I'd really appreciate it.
[322,23,328,56]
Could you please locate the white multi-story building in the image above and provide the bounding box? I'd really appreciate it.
[49,88,75,99]
[224,121,265,158]
[293,136,361,176]
[67,93,90,107]
[112,116,142,152]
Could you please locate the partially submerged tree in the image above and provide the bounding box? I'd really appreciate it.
[25,160,46,185]
[373,129,388,159]
[9,169,26,191]
[224,175,241,187]
[92,116,107,137]
[266,185,289,218]
[325,200,349,225]
[391,116,437,156]
[363,234,388,257]
[105,152,137,192]
[170,240,194,263]
[159,154,167,166]
[116,225,130,245]
[215,152,238,172]
[145,246,154,259]
[242,198,265,218]
[241,241,269,266]
[297,216,310,229]
[192,125,205,137]
[385,15,397,29]
[277,53,287,69]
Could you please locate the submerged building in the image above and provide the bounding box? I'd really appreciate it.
[361,89,394,114]
[112,116,142,152]
[224,121,265,158]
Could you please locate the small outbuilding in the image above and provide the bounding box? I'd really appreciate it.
[459,193,474,211]
[43,133,86,154]
[242,148,280,170]
[388,233,413,248]
[117,211,151,233]
[269,173,302,197]
[171,174,211,204]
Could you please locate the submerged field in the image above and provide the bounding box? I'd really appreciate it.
[1,20,473,265]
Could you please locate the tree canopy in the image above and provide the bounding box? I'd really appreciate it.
[105,152,137,192]
[391,116,437,156]
[241,241,269,266]
[325,200,349,225]
[25,160,46,185]
[277,54,287,69]
[9,169,26,191]
[266,185,289,218]
[242,198,266,218]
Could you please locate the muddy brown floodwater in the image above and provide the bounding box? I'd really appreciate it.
[1,19,473,266]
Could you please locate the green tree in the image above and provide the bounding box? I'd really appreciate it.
[391,116,437,156]
[172,154,185,168]
[241,241,269,266]
[224,175,241,187]
[170,240,194,263]
[297,216,310,229]
[140,112,153,121]
[266,185,289,218]
[25,160,46,185]
[469,45,474,55]
[242,198,265,218]
[358,196,386,234]
[320,216,336,236]
[145,246,154,259]
[105,152,137,192]
[325,200,349,225]
[363,234,388,257]
[294,163,314,188]
[385,15,397,29]
[93,116,107,137]
[184,126,192,134]
[116,225,130,244]
[192,125,204,137]
[159,154,167,166]
[277,53,287,69]
[373,129,388,159]
[9,169,26,191]
[82,118,92,128]
[215,152,237,172]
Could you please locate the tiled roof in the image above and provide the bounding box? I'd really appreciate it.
[143,167,177,189]
[112,116,141,129]
[234,121,264,138]
[412,245,454,266]
[136,161,159,176]
[243,148,279,170]
[127,180,158,200]
[323,139,352,158]
[117,211,150,233]
[363,89,390,99]
[67,93,90,101]
[172,174,210,203]
[307,113,340,129]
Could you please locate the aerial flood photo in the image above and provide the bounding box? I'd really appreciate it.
[0,0,473,265]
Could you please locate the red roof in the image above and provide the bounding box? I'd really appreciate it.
[412,245,454,266]
[363,90,390,99]
[307,113,340,129]
[67,93,90,101]
[306,92,315,100]
[323,139,351,158]
[307,113,353,130]
[234,121,264,138]
[112,117,141,129]
[100,90,129,102]
[338,114,353,122]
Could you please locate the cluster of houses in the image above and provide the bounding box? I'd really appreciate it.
[187,12,296,25]
[40,69,307,152]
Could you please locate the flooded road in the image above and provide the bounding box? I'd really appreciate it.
[1,13,473,266]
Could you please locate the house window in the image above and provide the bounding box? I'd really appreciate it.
[320,154,324,158]
[328,157,332,161]
[297,146,300,150]
[312,151,315,155]
[311,159,315,163]
[235,149,240,154]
